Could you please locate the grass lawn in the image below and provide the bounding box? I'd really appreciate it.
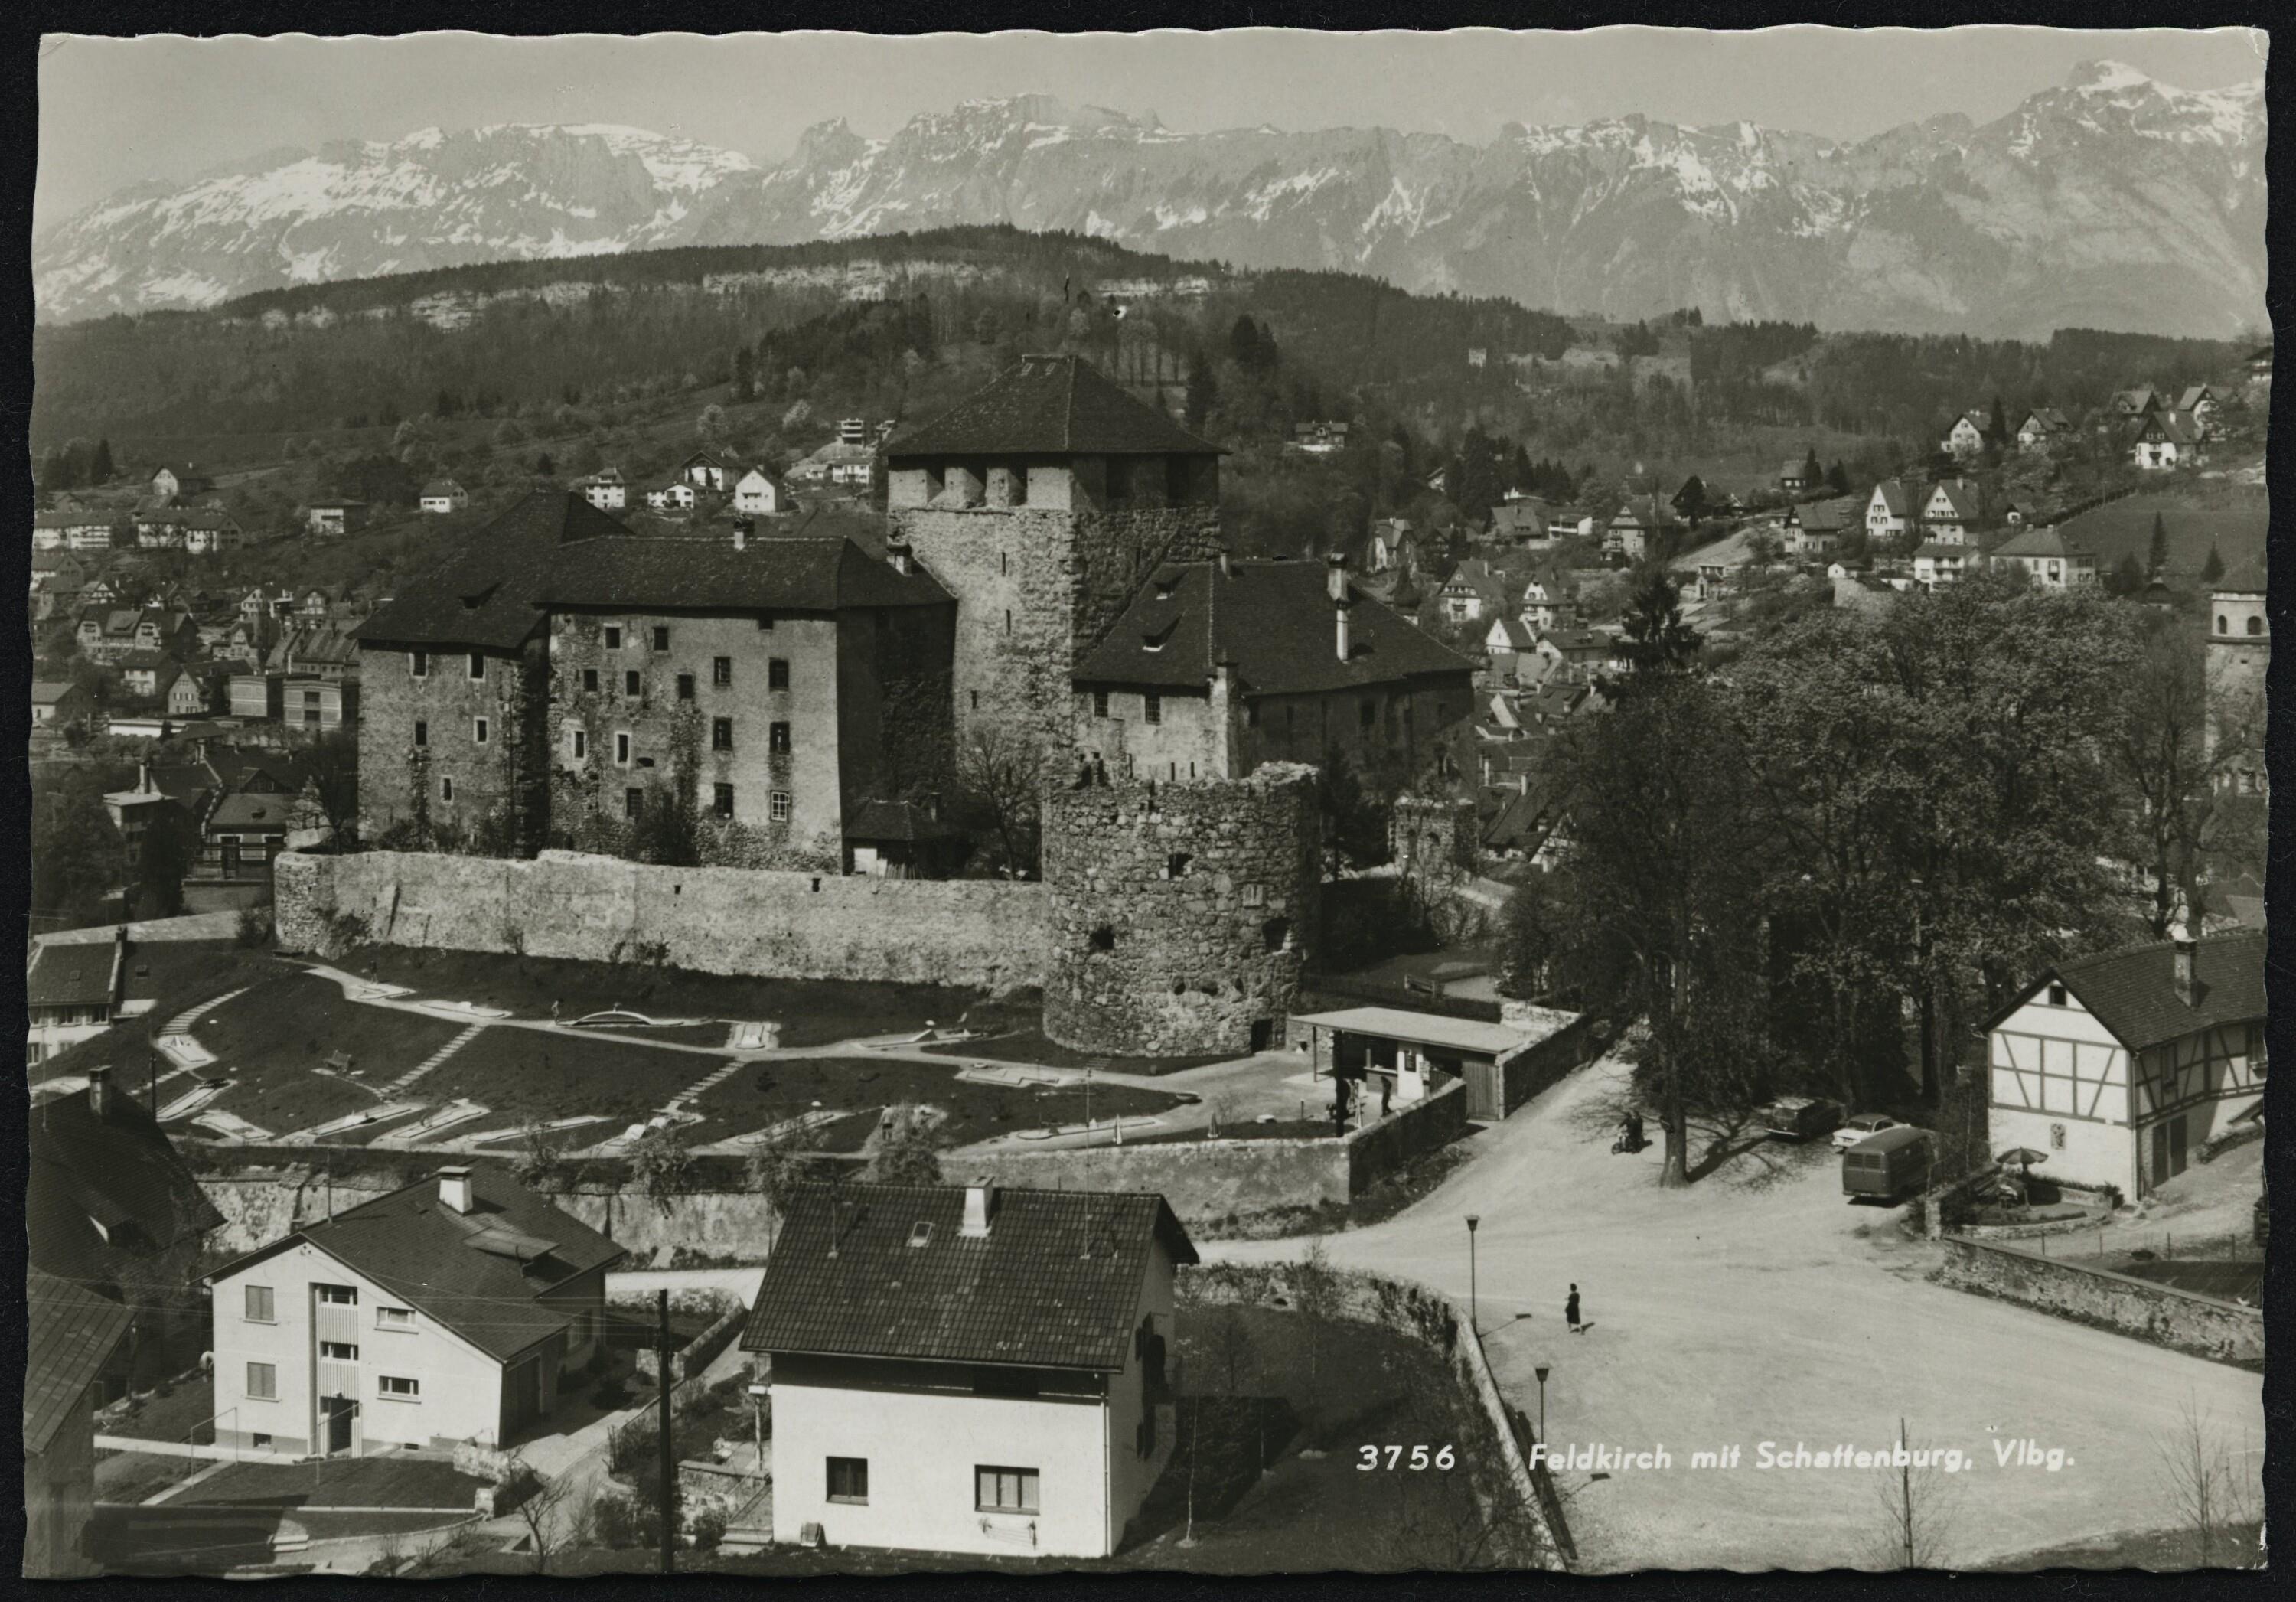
[103,1372,220,1447]
[1131,1118,1332,1145]
[34,943,281,1091]
[95,1450,210,1506]
[922,1027,1232,1076]
[683,1056,1189,1148]
[412,1028,722,1138]
[193,1454,488,1510]
[194,970,466,1131]
[345,946,978,1049]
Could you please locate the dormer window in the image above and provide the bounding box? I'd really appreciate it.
[1142,619,1177,654]
[908,1222,934,1248]
[1154,574,1181,601]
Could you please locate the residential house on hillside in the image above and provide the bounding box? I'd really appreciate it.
[179,508,247,556]
[2112,387,2164,418]
[1488,502,1548,544]
[576,468,628,511]
[1942,411,1988,458]
[34,511,119,552]
[1985,927,2264,1199]
[1920,480,1983,542]
[790,419,879,488]
[1990,527,2098,589]
[306,501,371,537]
[679,450,731,492]
[168,664,224,719]
[2133,410,2203,471]
[1484,615,1538,682]
[1864,479,1915,546]
[2015,409,2072,452]
[1368,519,1418,575]
[1073,554,1474,782]
[740,1180,1197,1560]
[1671,530,1766,601]
[1534,626,1613,685]
[31,677,96,730]
[1785,498,1853,560]
[732,465,791,515]
[1437,559,1512,625]
[1605,498,1681,561]
[29,1066,225,1393]
[645,480,700,514]
[2174,386,2222,428]
[1517,569,1571,632]
[356,491,954,863]
[24,935,126,1068]
[148,463,214,500]
[419,479,471,514]
[2245,344,2272,381]
[1912,538,1980,592]
[1777,457,1811,494]
[1288,419,1349,454]
[207,1166,623,1458]
[118,651,184,704]
[24,1269,135,1577]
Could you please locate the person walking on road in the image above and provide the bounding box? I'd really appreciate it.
[1566,1284,1583,1334]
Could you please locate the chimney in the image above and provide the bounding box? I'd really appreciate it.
[437,1166,475,1215]
[86,1065,113,1121]
[925,789,942,823]
[960,1176,997,1238]
[1328,553,1353,660]
[732,518,752,553]
[2170,922,2198,1007]
[885,532,913,576]
[1216,548,1233,579]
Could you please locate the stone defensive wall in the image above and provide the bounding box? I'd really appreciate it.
[1042,763,1325,1055]
[1935,1236,2263,1366]
[272,847,1046,992]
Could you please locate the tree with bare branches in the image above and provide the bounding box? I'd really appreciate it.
[2153,1392,2263,1568]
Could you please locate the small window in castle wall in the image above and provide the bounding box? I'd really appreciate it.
[409,651,427,678]
[582,668,599,694]
[714,784,735,819]
[770,791,791,823]
[1089,925,1116,953]
[474,717,489,745]
[1009,465,1029,507]
[625,670,641,697]
[653,626,670,651]
[569,729,586,760]
[615,732,631,766]
[769,722,791,754]
[605,626,622,650]
[1144,693,1162,726]
[625,788,644,821]
[441,777,454,802]
[1001,551,1010,576]
[677,674,695,701]
[1006,610,1013,636]
[1167,853,1191,879]
[1241,883,1265,908]
[1262,916,1291,953]
[413,720,427,748]
[713,718,735,752]
[468,652,485,681]
[768,658,790,691]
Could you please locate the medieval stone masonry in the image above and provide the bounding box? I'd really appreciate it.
[1042,764,1324,1055]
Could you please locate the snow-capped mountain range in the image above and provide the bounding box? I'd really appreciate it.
[34,61,2265,338]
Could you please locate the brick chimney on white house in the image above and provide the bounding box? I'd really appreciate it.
[2170,922,2198,1007]
[1327,553,1353,660]
[960,1177,998,1238]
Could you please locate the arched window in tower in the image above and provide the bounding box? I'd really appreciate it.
[2217,615,2229,635]
[2248,615,2264,635]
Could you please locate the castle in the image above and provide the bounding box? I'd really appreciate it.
[2206,560,2268,797]
[352,354,1475,1052]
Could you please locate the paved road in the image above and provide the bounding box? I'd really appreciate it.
[1205,1055,2263,1571]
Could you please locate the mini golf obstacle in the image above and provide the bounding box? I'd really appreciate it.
[284,1102,429,1144]
[372,1101,491,1147]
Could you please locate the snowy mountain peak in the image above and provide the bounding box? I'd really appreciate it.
[2068,59,2157,95]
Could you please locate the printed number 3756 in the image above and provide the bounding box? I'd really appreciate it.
[1358,1444,1456,1470]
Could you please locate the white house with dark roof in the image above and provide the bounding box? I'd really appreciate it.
[205,1166,622,1458]
[1990,527,2098,589]
[1985,928,2265,1196]
[1942,411,1988,458]
[740,1179,1197,1559]
[419,478,470,514]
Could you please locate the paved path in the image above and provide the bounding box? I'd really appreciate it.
[1202,1055,2263,1572]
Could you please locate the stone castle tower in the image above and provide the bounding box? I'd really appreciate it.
[2206,560,2268,791]
[885,354,1225,749]
[1041,764,1322,1056]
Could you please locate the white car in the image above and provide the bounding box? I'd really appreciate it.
[1832,1113,1900,1153]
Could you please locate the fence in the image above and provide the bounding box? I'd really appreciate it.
[1934,1237,2262,1365]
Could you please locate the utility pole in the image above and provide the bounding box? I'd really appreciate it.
[658,1289,676,1574]
[1899,1417,1913,1568]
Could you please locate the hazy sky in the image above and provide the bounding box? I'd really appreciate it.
[37,27,2268,230]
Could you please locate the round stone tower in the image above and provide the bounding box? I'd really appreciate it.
[1042,762,1322,1056]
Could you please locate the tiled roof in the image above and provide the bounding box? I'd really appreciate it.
[213,1168,625,1362]
[741,1183,1196,1371]
[1489,617,1538,650]
[357,491,640,650]
[1870,479,1914,517]
[1925,481,1981,523]
[28,1085,225,1290]
[1073,560,1473,695]
[536,535,951,614]
[2008,931,2266,1053]
[24,1269,134,1454]
[889,354,1221,459]
[2213,560,2266,595]
[26,940,121,1009]
[1991,527,2093,561]
[1913,540,1974,560]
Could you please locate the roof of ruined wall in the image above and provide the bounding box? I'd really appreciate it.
[1075,559,1475,696]
[887,353,1223,460]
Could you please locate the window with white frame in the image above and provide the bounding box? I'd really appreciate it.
[244,1285,275,1323]
[468,652,485,681]
[320,1341,359,1361]
[770,791,791,823]
[317,1285,358,1305]
[975,1465,1039,1513]
[409,651,428,678]
[377,1306,416,1331]
[474,717,489,745]
[615,732,631,766]
[377,1375,419,1398]
[246,1362,277,1400]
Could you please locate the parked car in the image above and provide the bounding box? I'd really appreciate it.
[1832,1112,1900,1153]
[1842,1125,1932,1201]
[1757,1095,1844,1141]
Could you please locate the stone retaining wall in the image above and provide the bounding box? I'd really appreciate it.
[272,847,1045,991]
[1934,1237,2262,1365]
[1178,1260,1569,1571]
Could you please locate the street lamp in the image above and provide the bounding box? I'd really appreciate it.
[1534,1365,1551,1441]
[1465,1215,1480,1338]
[747,1382,768,1485]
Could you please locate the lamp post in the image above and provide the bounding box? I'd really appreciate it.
[1465,1215,1480,1338]
[748,1382,768,1486]
[1534,1365,1550,1441]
